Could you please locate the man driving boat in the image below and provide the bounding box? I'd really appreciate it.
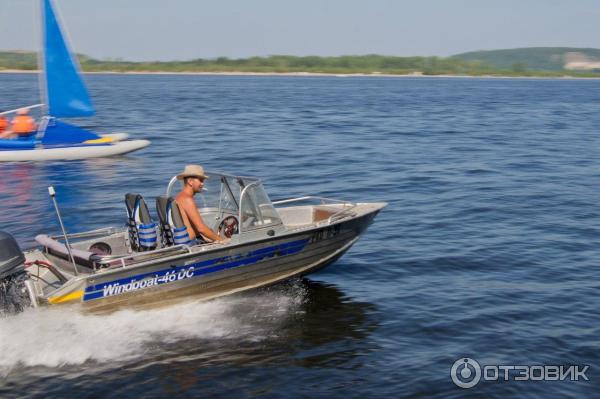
[175,164,227,243]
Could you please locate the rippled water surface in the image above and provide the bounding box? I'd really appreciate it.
[1,74,600,398]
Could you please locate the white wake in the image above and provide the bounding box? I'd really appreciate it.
[0,285,305,374]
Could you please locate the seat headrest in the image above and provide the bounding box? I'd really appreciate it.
[166,198,186,229]
[156,196,186,229]
[156,196,169,224]
[125,193,152,224]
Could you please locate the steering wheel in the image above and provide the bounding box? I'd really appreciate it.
[218,216,239,238]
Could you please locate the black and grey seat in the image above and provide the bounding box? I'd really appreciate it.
[125,193,158,251]
[156,196,193,247]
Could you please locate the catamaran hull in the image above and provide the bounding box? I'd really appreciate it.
[0,139,150,162]
[73,210,379,312]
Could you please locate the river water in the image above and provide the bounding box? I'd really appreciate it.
[0,74,599,398]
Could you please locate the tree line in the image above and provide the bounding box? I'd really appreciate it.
[1,52,599,77]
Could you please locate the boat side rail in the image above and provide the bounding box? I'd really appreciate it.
[326,205,358,224]
[95,244,194,270]
[272,196,355,207]
[50,227,121,241]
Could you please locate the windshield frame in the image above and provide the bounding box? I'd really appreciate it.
[166,172,282,234]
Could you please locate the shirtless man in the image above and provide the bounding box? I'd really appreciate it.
[175,164,226,243]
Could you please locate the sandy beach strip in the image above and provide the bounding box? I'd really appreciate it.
[0,69,594,79]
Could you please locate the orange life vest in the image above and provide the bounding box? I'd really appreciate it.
[0,117,8,133]
[11,115,36,135]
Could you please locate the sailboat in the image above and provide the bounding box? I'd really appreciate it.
[0,0,150,162]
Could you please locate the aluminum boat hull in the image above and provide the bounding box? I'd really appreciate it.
[84,211,376,312]
[23,204,383,312]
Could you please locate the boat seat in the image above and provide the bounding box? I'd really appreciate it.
[35,234,99,269]
[156,196,193,246]
[125,193,158,251]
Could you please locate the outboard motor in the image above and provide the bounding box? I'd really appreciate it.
[0,231,32,313]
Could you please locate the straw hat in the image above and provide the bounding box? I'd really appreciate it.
[176,164,209,180]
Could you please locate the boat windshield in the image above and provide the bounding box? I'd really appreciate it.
[194,174,282,230]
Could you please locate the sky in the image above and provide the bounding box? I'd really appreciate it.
[0,0,599,61]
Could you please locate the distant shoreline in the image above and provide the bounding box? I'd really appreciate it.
[4,49,600,78]
[1,69,599,79]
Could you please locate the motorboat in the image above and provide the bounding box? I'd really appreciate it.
[0,171,386,313]
[0,0,150,162]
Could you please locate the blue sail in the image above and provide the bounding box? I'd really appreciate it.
[42,0,95,118]
[41,119,101,144]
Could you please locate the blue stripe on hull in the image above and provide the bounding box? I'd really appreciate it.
[83,238,309,301]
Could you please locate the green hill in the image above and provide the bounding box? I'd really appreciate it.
[0,52,495,75]
[452,47,600,71]
[0,51,37,70]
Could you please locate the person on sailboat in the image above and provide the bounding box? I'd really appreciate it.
[11,109,37,139]
[175,164,227,243]
[0,109,37,139]
[0,114,8,135]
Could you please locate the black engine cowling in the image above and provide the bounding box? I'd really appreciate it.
[0,231,31,313]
